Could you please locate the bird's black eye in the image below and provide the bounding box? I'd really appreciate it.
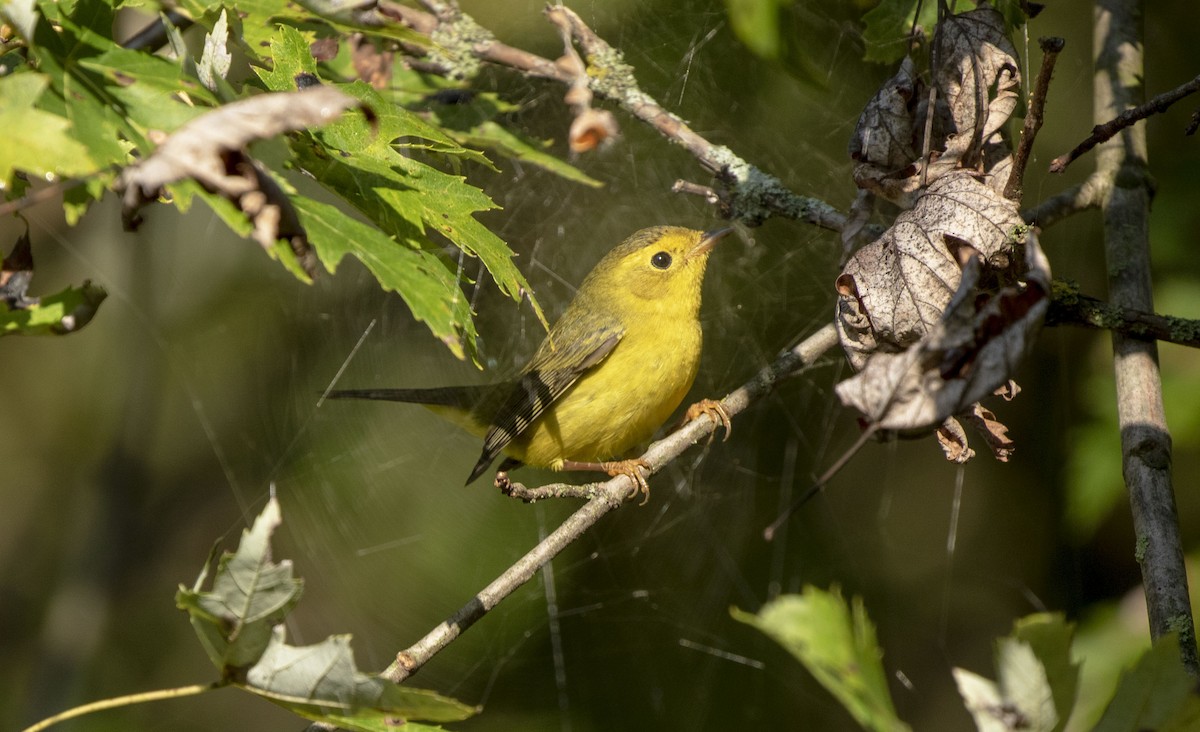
[650,251,672,269]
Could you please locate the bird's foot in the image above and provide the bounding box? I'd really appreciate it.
[560,458,653,504]
[599,458,652,505]
[684,398,731,442]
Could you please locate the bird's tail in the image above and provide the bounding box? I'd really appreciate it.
[324,385,495,437]
[324,386,489,409]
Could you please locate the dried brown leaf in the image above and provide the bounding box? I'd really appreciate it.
[836,172,1025,369]
[932,5,1020,171]
[852,6,1020,203]
[833,228,1049,435]
[117,86,362,278]
[937,417,976,463]
[351,36,394,89]
[962,403,1015,461]
[850,57,920,171]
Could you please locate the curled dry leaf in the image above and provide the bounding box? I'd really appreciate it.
[937,417,976,463]
[963,403,1015,462]
[118,86,363,279]
[836,172,1025,370]
[850,5,1019,204]
[834,228,1050,439]
[932,5,1020,169]
[849,57,920,172]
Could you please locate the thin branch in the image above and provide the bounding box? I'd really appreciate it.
[1047,283,1200,348]
[0,179,85,219]
[1021,172,1109,227]
[380,1,845,231]
[1003,36,1065,201]
[1051,69,1200,173]
[1187,106,1200,136]
[1093,0,1198,675]
[381,323,841,683]
[20,683,219,732]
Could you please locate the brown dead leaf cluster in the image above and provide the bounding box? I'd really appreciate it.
[850,6,1020,206]
[117,86,363,279]
[836,5,1045,463]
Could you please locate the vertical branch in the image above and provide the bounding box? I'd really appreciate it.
[1094,0,1198,674]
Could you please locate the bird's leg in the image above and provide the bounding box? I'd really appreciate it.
[560,458,652,505]
[493,457,524,496]
[681,398,732,442]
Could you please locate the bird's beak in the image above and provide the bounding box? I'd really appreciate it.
[687,227,733,260]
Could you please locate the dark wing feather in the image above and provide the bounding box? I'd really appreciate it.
[466,329,622,483]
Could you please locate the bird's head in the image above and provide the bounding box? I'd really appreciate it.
[577,226,732,316]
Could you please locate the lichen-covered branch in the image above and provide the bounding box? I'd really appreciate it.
[381,323,841,683]
[1047,282,1200,348]
[1093,0,1198,675]
[381,1,846,231]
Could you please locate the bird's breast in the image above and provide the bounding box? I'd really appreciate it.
[514,321,703,466]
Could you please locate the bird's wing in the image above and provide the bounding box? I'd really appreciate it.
[466,326,623,483]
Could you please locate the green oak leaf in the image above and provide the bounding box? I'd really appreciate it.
[176,496,304,673]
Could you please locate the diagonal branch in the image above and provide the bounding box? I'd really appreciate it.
[1051,68,1200,173]
[380,0,846,231]
[1004,36,1065,201]
[381,323,841,683]
[1021,172,1109,227]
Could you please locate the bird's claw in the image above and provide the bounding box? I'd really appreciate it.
[685,398,731,442]
[601,458,652,505]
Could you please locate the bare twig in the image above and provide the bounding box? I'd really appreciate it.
[672,179,726,208]
[1051,69,1200,173]
[1093,0,1198,675]
[1187,106,1200,136]
[1021,172,1109,227]
[1003,36,1065,201]
[381,323,841,683]
[1047,283,1200,348]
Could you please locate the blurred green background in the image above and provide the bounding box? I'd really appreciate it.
[4,0,1200,729]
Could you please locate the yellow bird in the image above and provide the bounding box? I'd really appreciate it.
[327,225,731,500]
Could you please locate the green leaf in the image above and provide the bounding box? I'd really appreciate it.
[1012,614,1079,732]
[294,196,477,359]
[21,0,151,218]
[1092,634,1200,732]
[240,627,478,729]
[0,281,107,336]
[176,496,304,672]
[428,94,602,188]
[253,21,320,92]
[0,72,97,185]
[733,587,909,732]
[724,0,789,59]
[953,639,1056,732]
[0,0,37,42]
[197,8,232,92]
